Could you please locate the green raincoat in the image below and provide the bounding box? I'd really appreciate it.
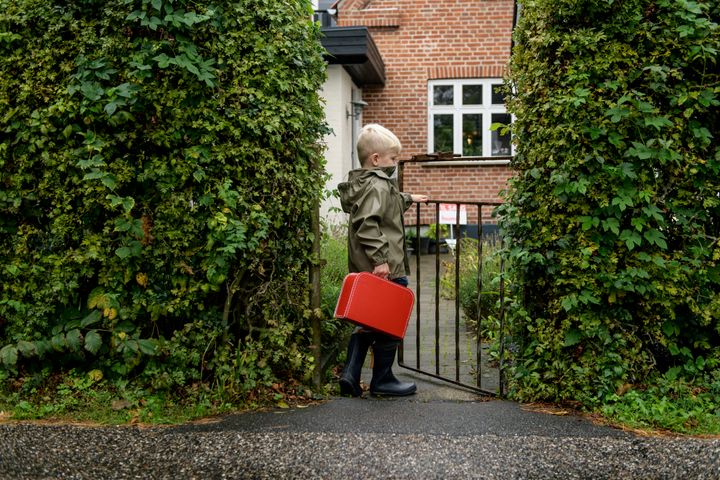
[338,167,413,279]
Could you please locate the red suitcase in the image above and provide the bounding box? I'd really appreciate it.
[334,272,415,339]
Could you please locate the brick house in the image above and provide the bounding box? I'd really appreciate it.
[317,0,517,230]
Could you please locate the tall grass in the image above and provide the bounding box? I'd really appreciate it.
[319,227,354,368]
[320,227,349,319]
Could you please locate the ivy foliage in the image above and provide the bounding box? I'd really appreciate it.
[0,0,329,396]
[500,0,720,405]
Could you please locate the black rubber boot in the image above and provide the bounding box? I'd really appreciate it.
[370,336,417,396]
[339,332,372,397]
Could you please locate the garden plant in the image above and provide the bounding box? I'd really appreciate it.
[440,237,503,347]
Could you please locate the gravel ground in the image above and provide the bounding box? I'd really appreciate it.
[2,373,719,479]
[1,421,719,479]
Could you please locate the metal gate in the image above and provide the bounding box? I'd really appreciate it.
[398,199,506,396]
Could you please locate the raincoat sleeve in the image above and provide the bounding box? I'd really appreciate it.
[352,183,390,266]
[400,192,413,212]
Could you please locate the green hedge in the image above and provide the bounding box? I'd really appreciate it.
[500,0,720,405]
[0,0,328,397]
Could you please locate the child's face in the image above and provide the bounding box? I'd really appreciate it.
[370,149,400,168]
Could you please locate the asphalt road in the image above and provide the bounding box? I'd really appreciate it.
[1,372,719,479]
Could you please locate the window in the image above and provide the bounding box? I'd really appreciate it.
[428,79,512,157]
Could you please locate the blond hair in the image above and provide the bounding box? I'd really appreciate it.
[356,124,402,167]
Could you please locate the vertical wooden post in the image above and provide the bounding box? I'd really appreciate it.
[310,200,322,389]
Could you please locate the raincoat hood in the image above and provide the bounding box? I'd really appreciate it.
[338,167,397,213]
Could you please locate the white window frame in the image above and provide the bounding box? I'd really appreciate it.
[427,78,512,157]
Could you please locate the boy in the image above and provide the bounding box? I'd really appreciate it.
[337,124,428,396]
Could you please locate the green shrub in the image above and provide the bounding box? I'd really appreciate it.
[0,0,328,401]
[500,0,720,407]
[426,223,449,239]
[440,237,503,344]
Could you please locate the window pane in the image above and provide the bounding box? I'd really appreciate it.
[462,85,483,105]
[433,85,453,106]
[462,114,482,157]
[491,84,505,104]
[491,113,512,156]
[433,114,454,153]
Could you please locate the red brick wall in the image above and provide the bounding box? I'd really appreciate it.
[400,162,512,225]
[337,0,515,218]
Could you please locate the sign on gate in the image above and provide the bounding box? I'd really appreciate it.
[438,203,467,224]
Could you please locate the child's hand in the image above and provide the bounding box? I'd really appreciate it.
[410,194,429,203]
[372,263,390,279]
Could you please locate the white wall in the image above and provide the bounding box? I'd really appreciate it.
[319,65,360,225]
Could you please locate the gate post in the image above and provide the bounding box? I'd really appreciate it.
[310,201,322,389]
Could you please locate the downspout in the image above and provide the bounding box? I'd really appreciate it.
[350,104,357,170]
[512,1,521,49]
[349,90,365,169]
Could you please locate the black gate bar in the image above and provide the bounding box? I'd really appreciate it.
[399,199,503,396]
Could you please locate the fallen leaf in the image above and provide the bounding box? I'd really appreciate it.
[111,399,132,411]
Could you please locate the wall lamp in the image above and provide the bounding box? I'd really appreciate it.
[347,100,368,119]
